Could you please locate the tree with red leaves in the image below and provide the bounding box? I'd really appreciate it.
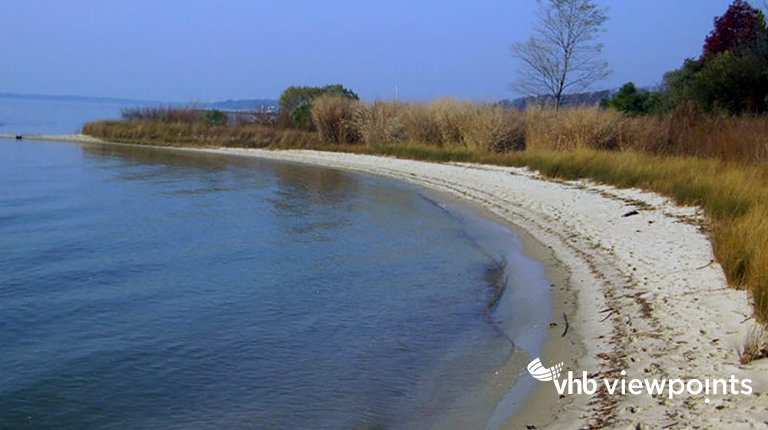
[702,0,766,59]
[663,0,768,113]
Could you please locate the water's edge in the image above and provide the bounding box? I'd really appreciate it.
[5,136,582,430]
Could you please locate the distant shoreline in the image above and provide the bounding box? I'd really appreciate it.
[0,92,158,105]
[0,93,278,110]
[8,135,766,429]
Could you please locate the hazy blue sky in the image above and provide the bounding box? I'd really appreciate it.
[0,0,741,102]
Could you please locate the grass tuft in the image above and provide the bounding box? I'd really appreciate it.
[740,324,768,364]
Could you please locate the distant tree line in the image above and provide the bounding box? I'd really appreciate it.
[502,90,613,110]
[605,0,768,115]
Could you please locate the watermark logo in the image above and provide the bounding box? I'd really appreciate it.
[527,357,564,382]
[527,357,752,403]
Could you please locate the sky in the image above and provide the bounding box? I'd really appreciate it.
[0,0,743,102]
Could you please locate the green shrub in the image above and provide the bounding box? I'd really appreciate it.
[204,109,228,126]
[604,82,664,115]
[289,103,313,129]
[279,84,359,128]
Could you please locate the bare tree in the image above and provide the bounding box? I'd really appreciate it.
[512,0,611,109]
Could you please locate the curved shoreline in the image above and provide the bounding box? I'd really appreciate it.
[179,146,768,429]
[14,136,768,428]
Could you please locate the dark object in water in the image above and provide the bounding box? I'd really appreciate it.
[15,135,22,140]
[622,210,639,217]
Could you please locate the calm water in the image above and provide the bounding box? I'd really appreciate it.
[0,96,142,135]
[0,101,552,430]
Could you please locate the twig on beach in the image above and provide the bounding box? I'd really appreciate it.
[695,260,715,270]
[599,310,616,322]
[562,312,570,337]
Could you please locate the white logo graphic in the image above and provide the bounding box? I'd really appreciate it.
[527,357,564,382]
[527,357,752,403]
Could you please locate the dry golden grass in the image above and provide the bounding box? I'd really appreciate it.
[311,96,359,144]
[81,120,320,149]
[740,324,768,364]
[661,106,768,161]
[429,98,473,145]
[525,106,625,151]
[398,102,442,145]
[352,101,404,145]
[460,105,526,153]
[316,98,524,152]
[523,104,768,162]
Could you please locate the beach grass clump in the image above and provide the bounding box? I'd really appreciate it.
[352,101,405,145]
[397,102,443,145]
[337,99,524,152]
[311,95,360,144]
[459,104,526,153]
[663,106,768,162]
[524,106,625,151]
[740,324,768,364]
[429,98,474,146]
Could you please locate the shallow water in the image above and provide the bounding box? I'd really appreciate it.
[0,139,550,429]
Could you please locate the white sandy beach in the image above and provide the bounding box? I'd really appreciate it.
[177,146,768,429]
[19,136,768,428]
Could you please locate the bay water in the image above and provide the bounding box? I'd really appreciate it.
[0,99,551,429]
